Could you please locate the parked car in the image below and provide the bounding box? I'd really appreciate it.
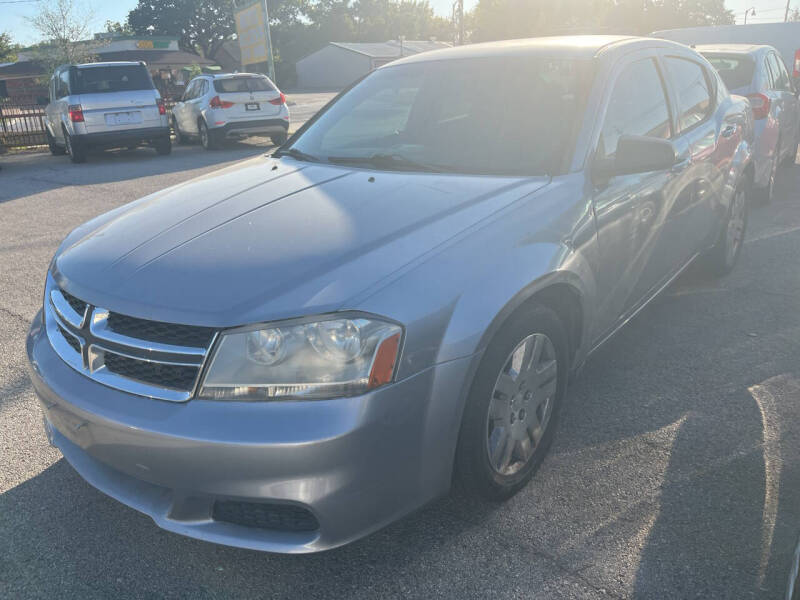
[654,22,800,85]
[699,44,800,202]
[44,62,171,164]
[171,73,289,150]
[27,36,753,553]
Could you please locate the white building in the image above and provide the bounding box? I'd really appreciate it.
[296,40,452,90]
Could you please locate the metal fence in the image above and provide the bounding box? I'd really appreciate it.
[0,101,48,148]
[0,100,180,150]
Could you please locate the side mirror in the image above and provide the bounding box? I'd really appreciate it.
[593,135,677,182]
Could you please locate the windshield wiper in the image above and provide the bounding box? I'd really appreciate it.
[327,153,444,173]
[273,147,321,163]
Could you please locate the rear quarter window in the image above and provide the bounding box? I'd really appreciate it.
[213,77,275,93]
[664,57,713,131]
[703,54,756,91]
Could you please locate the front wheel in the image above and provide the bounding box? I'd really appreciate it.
[702,184,748,277]
[455,303,568,500]
[199,120,217,150]
[47,130,66,156]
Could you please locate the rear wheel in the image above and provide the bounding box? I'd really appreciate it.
[172,116,187,145]
[64,129,86,164]
[756,151,778,204]
[270,131,288,146]
[154,137,172,156]
[199,119,217,150]
[455,303,568,500]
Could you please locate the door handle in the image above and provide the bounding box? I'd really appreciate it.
[722,125,737,138]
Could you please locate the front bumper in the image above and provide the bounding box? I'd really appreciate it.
[26,310,474,552]
[73,126,171,149]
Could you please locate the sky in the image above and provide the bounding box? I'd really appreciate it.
[0,0,793,47]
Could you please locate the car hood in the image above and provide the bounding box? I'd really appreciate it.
[54,157,549,326]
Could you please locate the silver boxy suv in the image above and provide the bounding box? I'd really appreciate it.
[27,37,753,553]
[44,61,172,163]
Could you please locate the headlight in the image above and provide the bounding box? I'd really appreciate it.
[198,315,402,401]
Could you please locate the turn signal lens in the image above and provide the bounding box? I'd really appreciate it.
[368,333,401,389]
[156,98,166,115]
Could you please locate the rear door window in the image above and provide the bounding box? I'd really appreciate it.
[703,54,755,90]
[664,57,712,131]
[213,77,275,93]
[599,58,672,159]
[768,53,792,91]
[72,66,154,94]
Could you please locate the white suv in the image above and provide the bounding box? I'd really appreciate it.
[45,62,171,164]
[171,73,290,150]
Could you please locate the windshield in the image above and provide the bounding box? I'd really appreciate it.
[71,66,155,94]
[703,54,756,91]
[213,77,275,93]
[285,56,593,176]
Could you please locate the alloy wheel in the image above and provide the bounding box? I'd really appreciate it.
[486,332,558,476]
[726,187,747,265]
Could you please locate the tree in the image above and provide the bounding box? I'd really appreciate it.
[26,0,101,77]
[104,20,133,35]
[468,0,734,42]
[127,0,236,60]
[0,32,18,63]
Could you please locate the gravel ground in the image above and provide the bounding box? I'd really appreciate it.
[1,139,800,599]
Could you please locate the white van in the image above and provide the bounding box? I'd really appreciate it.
[654,22,800,80]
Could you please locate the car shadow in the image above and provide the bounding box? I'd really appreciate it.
[0,140,275,205]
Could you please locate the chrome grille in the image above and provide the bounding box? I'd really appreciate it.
[44,275,216,402]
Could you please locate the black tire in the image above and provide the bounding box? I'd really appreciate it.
[270,131,288,146]
[172,116,187,145]
[454,303,569,501]
[199,119,217,150]
[154,136,172,156]
[701,183,749,277]
[47,130,66,156]
[755,152,778,204]
[783,139,798,167]
[64,129,86,164]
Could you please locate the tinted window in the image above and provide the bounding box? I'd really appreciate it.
[58,71,70,98]
[214,77,275,93]
[71,65,154,94]
[703,54,755,90]
[599,58,671,159]
[768,53,792,91]
[184,80,199,100]
[665,57,712,131]
[288,57,593,176]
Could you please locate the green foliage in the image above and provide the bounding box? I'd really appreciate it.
[469,0,735,42]
[104,20,133,34]
[0,31,18,63]
[128,0,236,60]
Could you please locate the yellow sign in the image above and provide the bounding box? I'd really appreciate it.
[235,2,269,65]
[136,40,154,49]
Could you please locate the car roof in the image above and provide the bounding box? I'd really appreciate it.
[74,61,145,69]
[694,43,773,55]
[203,72,269,79]
[387,35,692,66]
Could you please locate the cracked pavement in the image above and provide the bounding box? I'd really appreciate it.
[2,140,800,598]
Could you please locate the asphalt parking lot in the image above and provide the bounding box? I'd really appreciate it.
[2,140,800,599]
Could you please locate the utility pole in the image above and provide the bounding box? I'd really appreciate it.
[786,0,793,22]
[262,0,276,82]
[452,0,464,45]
